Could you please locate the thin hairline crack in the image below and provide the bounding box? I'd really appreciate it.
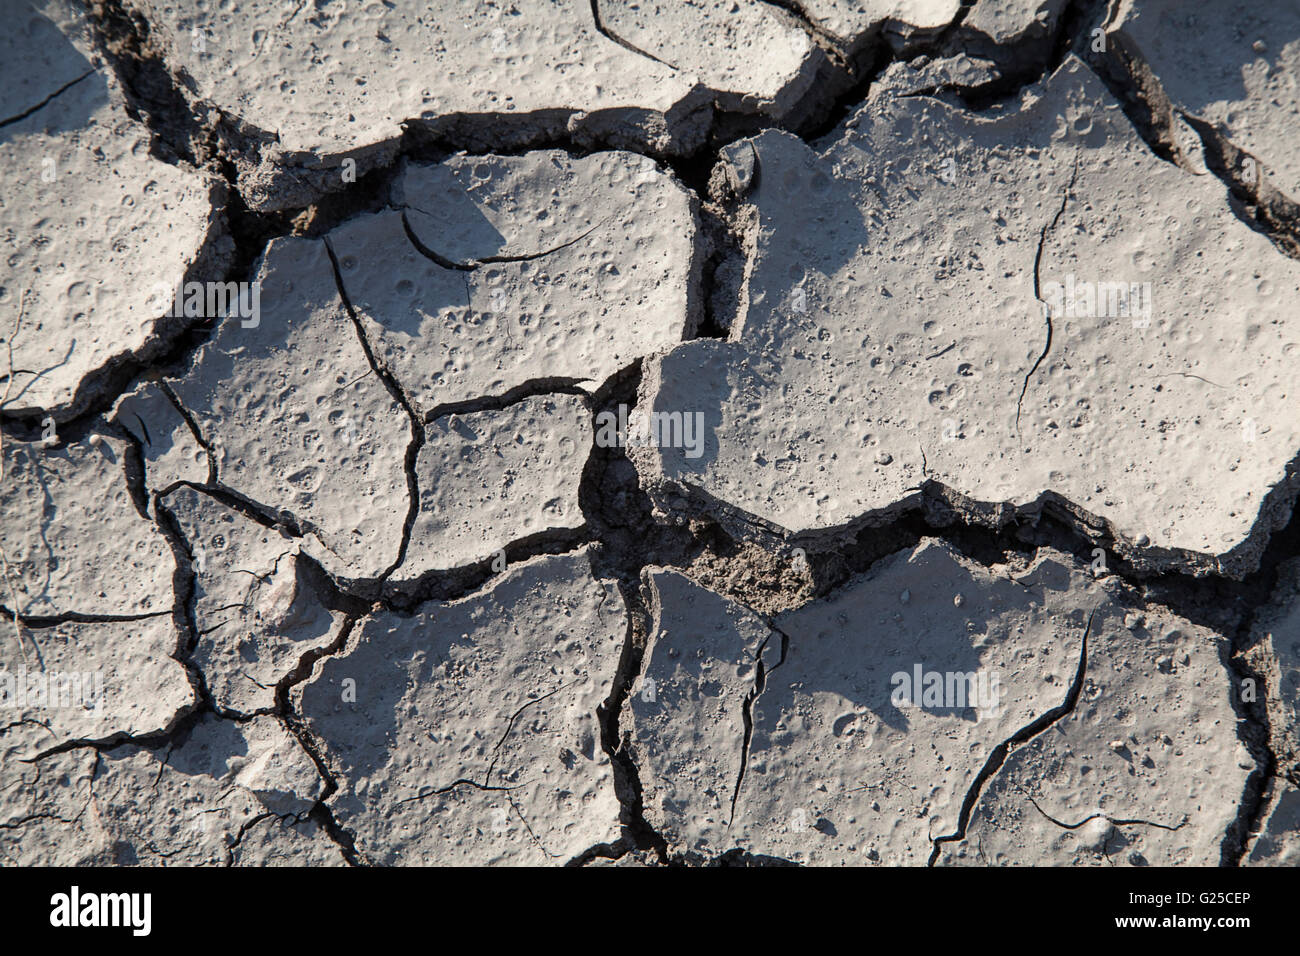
[1016,150,1080,438]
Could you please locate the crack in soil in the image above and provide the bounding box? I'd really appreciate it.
[8,0,1290,867]
[728,625,790,825]
[928,606,1095,865]
[322,236,424,587]
[0,70,95,129]
[1017,152,1079,437]
[1023,792,1187,832]
[588,0,680,70]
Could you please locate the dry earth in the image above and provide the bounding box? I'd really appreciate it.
[2,0,1299,867]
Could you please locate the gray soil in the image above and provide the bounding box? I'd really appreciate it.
[2,0,1299,867]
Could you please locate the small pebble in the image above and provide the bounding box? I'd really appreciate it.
[900,589,910,604]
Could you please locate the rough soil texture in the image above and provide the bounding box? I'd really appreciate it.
[2,0,1299,867]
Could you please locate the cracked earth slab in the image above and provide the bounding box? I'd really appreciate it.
[0,0,229,421]
[112,382,210,504]
[595,0,830,116]
[0,612,192,760]
[88,714,333,865]
[296,549,625,864]
[167,234,411,586]
[159,484,348,715]
[869,52,1007,99]
[1,714,333,865]
[626,568,782,855]
[634,55,1300,576]
[4,0,1300,873]
[0,748,102,865]
[963,0,1067,52]
[0,429,174,617]
[343,151,701,418]
[629,539,1251,864]
[936,595,1249,866]
[395,394,590,583]
[762,0,959,54]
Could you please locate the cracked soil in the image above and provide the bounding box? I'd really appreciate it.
[1,0,1299,869]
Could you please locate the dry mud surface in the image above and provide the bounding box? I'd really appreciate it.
[2,0,1299,867]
